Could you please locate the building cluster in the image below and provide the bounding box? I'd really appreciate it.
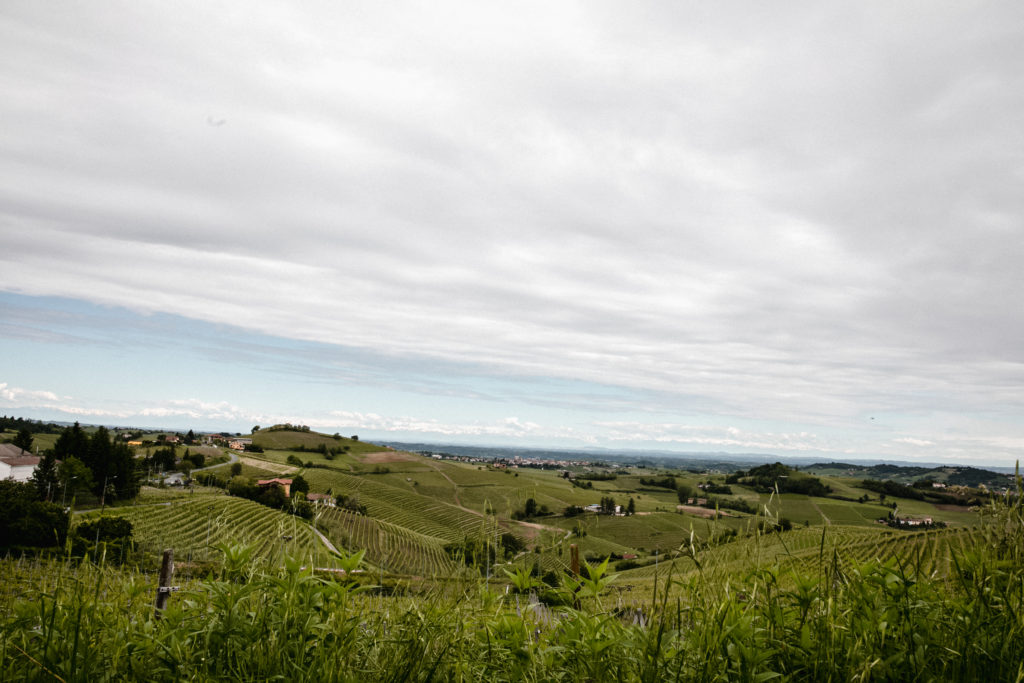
[0,443,40,482]
[418,450,616,472]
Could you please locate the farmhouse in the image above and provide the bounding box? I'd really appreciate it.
[228,438,252,450]
[306,493,335,507]
[257,478,292,497]
[895,516,934,527]
[0,443,40,482]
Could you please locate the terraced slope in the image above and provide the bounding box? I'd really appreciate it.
[615,524,975,582]
[315,507,457,576]
[302,469,491,542]
[80,496,331,565]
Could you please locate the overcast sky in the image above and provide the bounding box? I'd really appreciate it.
[2,2,1023,465]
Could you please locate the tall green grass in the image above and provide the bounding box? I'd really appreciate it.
[2,479,1022,681]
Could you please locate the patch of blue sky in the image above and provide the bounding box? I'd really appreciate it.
[0,292,643,429]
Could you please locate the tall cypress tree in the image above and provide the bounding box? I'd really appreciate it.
[84,426,113,496]
[110,441,140,500]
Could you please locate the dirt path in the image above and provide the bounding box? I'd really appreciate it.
[238,456,298,475]
[311,526,340,555]
[73,501,173,515]
[424,460,465,507]
[810,500,831,524]
[191,451,238,473]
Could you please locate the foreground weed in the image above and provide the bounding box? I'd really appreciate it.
[1,482,1022,681]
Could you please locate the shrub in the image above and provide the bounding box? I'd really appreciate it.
[71,517,133,558]
[0,481,69,549]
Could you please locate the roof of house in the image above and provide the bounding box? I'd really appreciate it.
[0,443,39,466]
[256,478,293,486]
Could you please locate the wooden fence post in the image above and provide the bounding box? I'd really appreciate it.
[154,548,175,619]
[570,543,579,577]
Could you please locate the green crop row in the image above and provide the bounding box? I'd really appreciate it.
[316,507,457,576]
[80,496,330,566]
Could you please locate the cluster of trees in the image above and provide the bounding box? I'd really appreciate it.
[575,472,617,481]
[861,478,987,507]
[334,493,367,515]
[726,463,832,497]
[0,415,62,435]
[757,517,794,533]
[444,532,525,571]
[182,450,205,470]
[70,516,134,559]
[562,498,636,517]
[511,497,552,520]
[260,424,313,433]
[706,496,758,514]
[194,462,243,489]
[598,496,618,514]
[288,443,352,459]
[33,423,140,504]
[226,475,313,519]
[148,446,178,472]
[677,484,695,504]
[639,475,677,490]
[860,479,925,501]
[142,444,206,477]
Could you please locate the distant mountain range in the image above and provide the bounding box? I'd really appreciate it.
[380,441,1020,477]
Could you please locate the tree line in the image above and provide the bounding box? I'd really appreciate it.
[32,422,140,504]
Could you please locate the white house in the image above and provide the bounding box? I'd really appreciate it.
[0,443,40,482]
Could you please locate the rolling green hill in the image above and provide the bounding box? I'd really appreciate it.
[248,427,383,456]
[58,432,995,586]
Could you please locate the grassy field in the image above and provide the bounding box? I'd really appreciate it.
[2,486,1020,681]
[0,429,59,453]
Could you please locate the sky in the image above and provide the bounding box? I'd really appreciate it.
[1,2,1023,466]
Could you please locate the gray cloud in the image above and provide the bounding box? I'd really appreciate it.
[2,1,1023,460]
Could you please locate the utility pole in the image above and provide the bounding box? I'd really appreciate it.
[62,475,76,508]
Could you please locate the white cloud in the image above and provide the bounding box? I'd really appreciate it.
[894,438,935,447]
[327,410,555,439]
[0,382,60,404]
[593,420,837,453]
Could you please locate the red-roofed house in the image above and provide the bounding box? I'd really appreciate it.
[306,493,335,507]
